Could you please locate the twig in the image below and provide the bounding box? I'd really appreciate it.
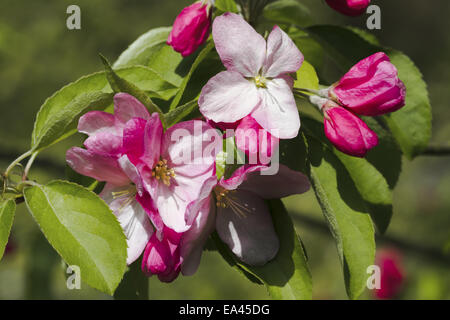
[422,145,450,156]
[291,212,450,267]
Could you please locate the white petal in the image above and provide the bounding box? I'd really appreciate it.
[199,71,260,123]
[251,76,300,139]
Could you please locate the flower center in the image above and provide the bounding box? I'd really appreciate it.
[254,75,267,88]
[152,159,176,186]
[214,186,252,218]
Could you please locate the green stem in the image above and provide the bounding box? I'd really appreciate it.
[422,145,450,156]
[23,151,39,181]
[4,150,32,178]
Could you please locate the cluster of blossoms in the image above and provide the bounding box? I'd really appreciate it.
[67,5,406,282]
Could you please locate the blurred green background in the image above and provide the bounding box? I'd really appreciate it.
[0,0,449,299]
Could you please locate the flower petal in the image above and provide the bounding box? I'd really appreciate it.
[216,190,279,265]
[263,26,304,78]
[251,76,300,139]
[212,12,266,77]
[100,183,154,265]
[199,71,260,123]
[123,113,163,169]
[219,164,267,191]
[78,111,117,136]
[239,164,310,198]
[181,197,216,276]
[114,93,150,124]
[66,147,129,185]
[83,130,123,156]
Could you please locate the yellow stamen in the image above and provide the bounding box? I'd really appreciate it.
[214,186,252,218]
[152,159,176,186]
[254,75,267,88]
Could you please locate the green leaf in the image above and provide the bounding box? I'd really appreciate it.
[295,60,319,90]
[306,25,432,158]
[215,0,238,13]
[23,180,127,295]
[214,200,312,300]
[113,27,172,68]
[305,134,375,299]
[31,66,176,151]
[32,91,113,152]
[169,40,215,110]
[302,118,394,233]
[146,45,188,87]
[100,55,164,120]
[165,99,199,127]
[0,199,15,261]
[263,0,312,27]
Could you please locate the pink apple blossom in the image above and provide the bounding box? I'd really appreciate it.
[325,0,371,16]
[199,12,304,139]
[66,93,156,265]
[121,111,222,234]
[167,1,212,57]
[326,52,406,116]
[189,164,310,266]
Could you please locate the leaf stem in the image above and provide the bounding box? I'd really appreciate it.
[4,150,32,178]
[421,145,450,156]
[23,151,39,181]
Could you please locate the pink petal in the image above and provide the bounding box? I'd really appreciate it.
[263,26,304,78]
[83,130,123,156]
[78,111,117,136]
[219,164,267,191]
[251,76,300,139]
[136,191,164,238]
[142,227,182,282]
[199,71,261,123]
[212,12,266,77]
[239,164,310,199]
[324,104,379,157]
[66,147,129,185]
[118,155,144,196]
[235,115,279,161]
[123,113,163,169]
[333,52,406,116]
[100,183,154,265]
[148,120,221,233]
[216,190,279,266]
[114,93,150,124]
[181,197,216,276]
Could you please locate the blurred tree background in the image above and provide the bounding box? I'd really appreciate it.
[0,0,448,299]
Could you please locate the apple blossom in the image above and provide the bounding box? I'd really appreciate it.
[189,164,310,266]
[66,93,156,265]
[122,111,222,234]
[199,12,303,139]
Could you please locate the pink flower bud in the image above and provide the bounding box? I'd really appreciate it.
[142,227,182,282]
[323,101,378,157]
[330,52,406,116]
[325,0,371,16]
[374,249,405,299]
[167,2,212,57]
[235,115,279,164]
